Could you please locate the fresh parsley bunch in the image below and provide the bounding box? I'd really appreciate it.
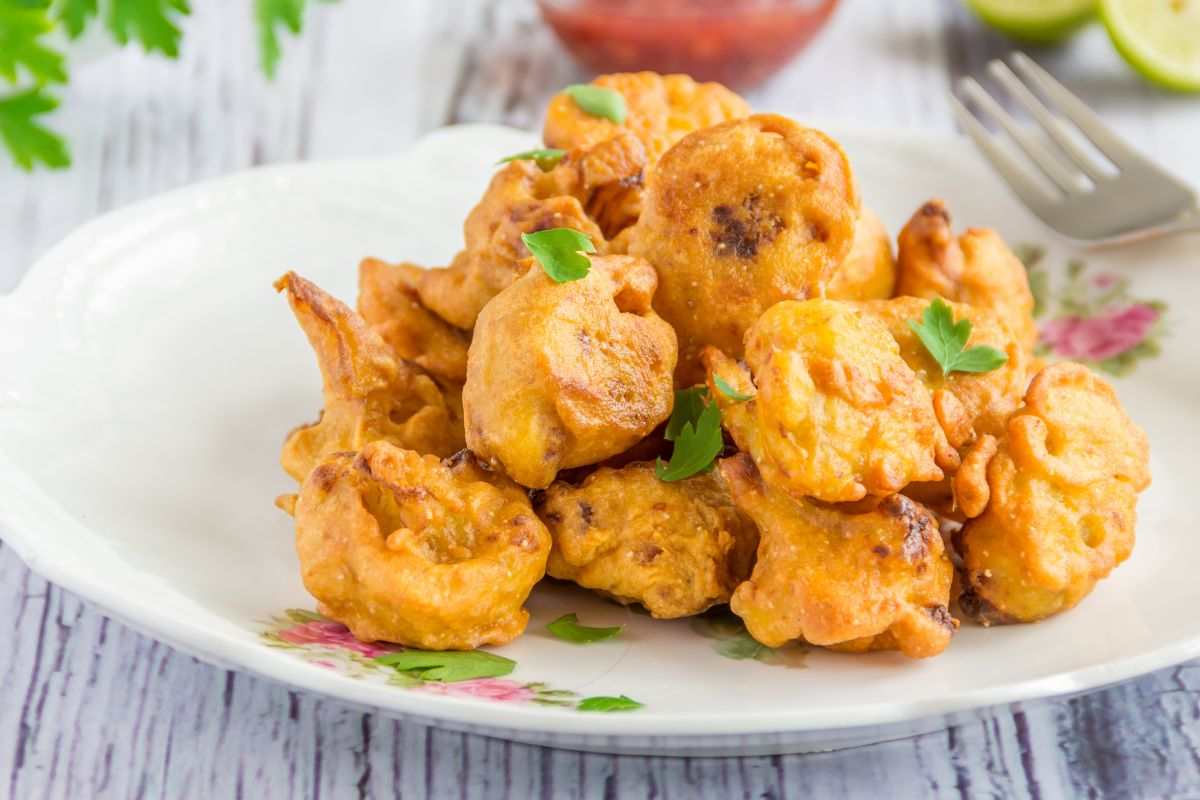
[0,0,331,171]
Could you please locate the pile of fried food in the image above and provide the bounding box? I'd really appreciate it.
[275,72,1151,659]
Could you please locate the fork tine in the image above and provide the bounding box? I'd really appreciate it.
[1009,52,1144,171]
[949,93,1058,215]
[958,77,1085,194]
[986,59,1109,182]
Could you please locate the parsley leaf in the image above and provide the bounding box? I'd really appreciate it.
[577,694,643,712]
[57,0,99,38]
[906,298,1008,376]
[0,4,69,84]
[656,400,723,482]
[546,613,622,644]
[564,84,626,124]
[664,386,708,442]
[498,147,566,171]
[0,88,69,170]
[374,650,515,683]
[521,227,595,283]
[255,0,306,78]
[713,375,754,402]
[106,0,191,58]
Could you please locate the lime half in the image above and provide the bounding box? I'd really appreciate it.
[1101,0,1200,92]
[966,0,1097,43]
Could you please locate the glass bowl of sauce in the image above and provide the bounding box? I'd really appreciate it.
[537,0,840,89]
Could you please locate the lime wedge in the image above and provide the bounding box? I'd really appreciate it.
[1101,0,1200,92]
[965,0,1097,43]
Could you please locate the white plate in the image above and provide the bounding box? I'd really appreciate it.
[1,124,1195,757]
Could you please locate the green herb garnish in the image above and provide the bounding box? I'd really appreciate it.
[374,650,515,682]
[664,387,708,441]
[546,613,622,644]
[906,298,1008,377]
[498,147,566,171]
[713,375,754,402]
[656,398,723,482]
[576,694,643,712]
[521,227,595,283]
[564,84,626,124]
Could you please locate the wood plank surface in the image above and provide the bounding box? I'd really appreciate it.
[3,1,1199,797]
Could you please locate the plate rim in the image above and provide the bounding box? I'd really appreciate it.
[0,122,1192,740]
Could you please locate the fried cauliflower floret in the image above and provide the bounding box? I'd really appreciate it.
[537,462,758,619]
[895,199,1038,354]
[955,363,1150,624]
[827,207,895,301]
[860,296,1029,449]
[543,72,751,164]
[464,254,677,489]
[415,133,647,330]
[721,454,956,659]
[703,299,951,504]
[358,258,471,384]
[276,272,464,482]
[294,443,550,649]
[627,114,860,384]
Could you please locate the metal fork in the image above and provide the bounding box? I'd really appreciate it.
[950,52,1199,246]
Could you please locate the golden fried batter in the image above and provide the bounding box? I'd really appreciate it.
[827,207,895,301]
[860,296,1029,449]
[294,443,550,649]
[276,272,464,482]
[627,114,860,383]
[464,254,677,489]
[704,299,950,504]
[538,462,758,619]
[895,200,1038,353]
[955,363,1150,624]
[416,133,647,330]
[543,72,750,164]
[358,258,470,384]
[721,454,956,658]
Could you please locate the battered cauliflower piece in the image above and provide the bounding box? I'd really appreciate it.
[358,258,471,384]
[416,133,646,330]
[955,363,1150,624]
[721,454,956,659]
[826,207,896,301]
[895,200,1038,354]
[537,462,759,619]
[294,443,550,649]
[703,299,951,504]
[543,72,751,164]
[860,296,1029,449]
[276,272,464,483]
[627,114,860,383]
[464,254,677,489]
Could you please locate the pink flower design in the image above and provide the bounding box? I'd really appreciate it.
[417,678,537,703]
[278,620,397,659]
[1040,303,1159,362]
[1090,272,1121,290]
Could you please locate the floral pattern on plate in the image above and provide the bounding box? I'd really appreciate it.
[261,609,640,711]
[1020,245,1168,376]
[690,608,808,667]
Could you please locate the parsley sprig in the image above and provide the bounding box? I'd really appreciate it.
[0,0,335,171]
[656,387,724,482]
[521,227,595,283]
[564,84,626,124]
[497,147,566,171]
[546,613,622,644]
[906,298,1008,377]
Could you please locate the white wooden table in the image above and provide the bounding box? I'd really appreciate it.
[3,1,1200,796]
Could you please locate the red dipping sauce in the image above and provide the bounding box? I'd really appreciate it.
[537,0,840,89]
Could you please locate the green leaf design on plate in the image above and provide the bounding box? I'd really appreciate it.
[546,613,623,644]
[374,650,516,682]
[577,695,643,712]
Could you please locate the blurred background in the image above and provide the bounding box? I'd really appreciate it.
[1,0,1197,282]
